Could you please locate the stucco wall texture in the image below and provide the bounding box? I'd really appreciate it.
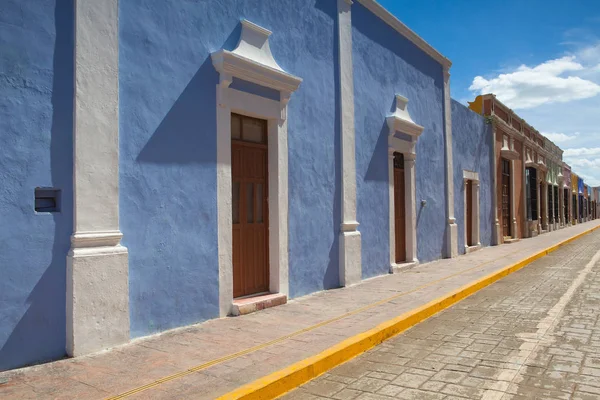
[119,0,339,337]
[451,100,494,255]
[352,3,447,275]
[0,0,74,370]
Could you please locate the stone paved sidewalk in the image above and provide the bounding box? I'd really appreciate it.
[1,221,599,400]
[283,225,600,400]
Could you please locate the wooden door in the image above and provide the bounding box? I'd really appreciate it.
[231,114,269,298]
[394,153,406,263]
[501,159,511,237]
[466,180,473,246]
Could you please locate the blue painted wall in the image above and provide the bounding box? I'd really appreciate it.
[352,3,447,277]
[451,100,494,254]
[0,0,73,370]
[119,0,338,336]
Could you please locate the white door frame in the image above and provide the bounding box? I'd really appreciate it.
[463,170,481,253]
[212,20,301,316]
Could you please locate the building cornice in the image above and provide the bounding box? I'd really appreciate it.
[357,0,452,69]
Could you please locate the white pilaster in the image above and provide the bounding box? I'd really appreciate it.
[404,154,418,263]
[337,0,361,286]
[521,145,530,238]
[442,67,457,257]
[67,0,129,356]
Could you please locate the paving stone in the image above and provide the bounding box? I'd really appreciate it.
[430,369,469,384]
[390,372,430,389]
[302,379,347,397]
[376,384,405,397]
[347,377,389,393]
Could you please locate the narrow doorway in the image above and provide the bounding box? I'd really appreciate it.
[394,153,406,263]
[231,113,269,298]
[466,180,473,246]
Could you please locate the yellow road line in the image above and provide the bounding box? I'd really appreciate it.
[216,225,600,400]
[107,225,599,400]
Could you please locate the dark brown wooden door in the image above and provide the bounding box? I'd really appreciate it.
[466,180,473,246]
[501,159,511,237]
[231,114,269,298]
[394,153,406,263]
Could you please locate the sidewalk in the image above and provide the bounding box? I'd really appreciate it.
[2,221,600,400]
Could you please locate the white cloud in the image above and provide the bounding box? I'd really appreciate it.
[563,147,600,157]
[467,40,600,188]
[541,132,580,143]
[469,56,600,109]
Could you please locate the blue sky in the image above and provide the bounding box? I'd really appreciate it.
[379,0,600,186]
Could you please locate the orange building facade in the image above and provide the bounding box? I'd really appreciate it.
[469,94,568,244]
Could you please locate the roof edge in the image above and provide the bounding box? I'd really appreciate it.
[357,0,452,69]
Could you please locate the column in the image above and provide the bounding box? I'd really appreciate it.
[443,67,457,256]
[405,154,418,262]
[67,0,129,356]
[558,185,563,227]
[337,0,361,286]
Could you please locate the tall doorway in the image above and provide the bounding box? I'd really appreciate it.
[501,158,511,238]
[231,114,269,298]
[394,153,406,263]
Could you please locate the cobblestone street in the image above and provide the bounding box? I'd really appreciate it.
[283,230,600,400]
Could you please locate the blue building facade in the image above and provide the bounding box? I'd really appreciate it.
[451,100,494,254]
[3,0,589,372]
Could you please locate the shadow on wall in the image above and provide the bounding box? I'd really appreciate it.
[136,58,219,164]
[317,0,340,290]
[136,26,241,164]
[0,0,74,370]
[364,122,388,183]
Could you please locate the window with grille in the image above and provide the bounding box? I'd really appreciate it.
[394,152,404,170]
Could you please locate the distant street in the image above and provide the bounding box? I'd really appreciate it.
[283,230,600,400]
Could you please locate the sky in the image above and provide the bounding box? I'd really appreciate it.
[379,0,600,186]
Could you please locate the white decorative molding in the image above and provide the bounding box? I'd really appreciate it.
[462,170,479,183]
[386,95,424,139]
[443,68,458,258]
[357,0,451,69]
[337,0,361,287]
[213,21,298,316]
[67,0,129,357]
[71,230,123,248]
[537,154,548,172]
[211,20,302,94]
[500,134,519,160]
[525,147,537,168]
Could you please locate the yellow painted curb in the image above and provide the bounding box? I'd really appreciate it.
[217,224,600,400]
